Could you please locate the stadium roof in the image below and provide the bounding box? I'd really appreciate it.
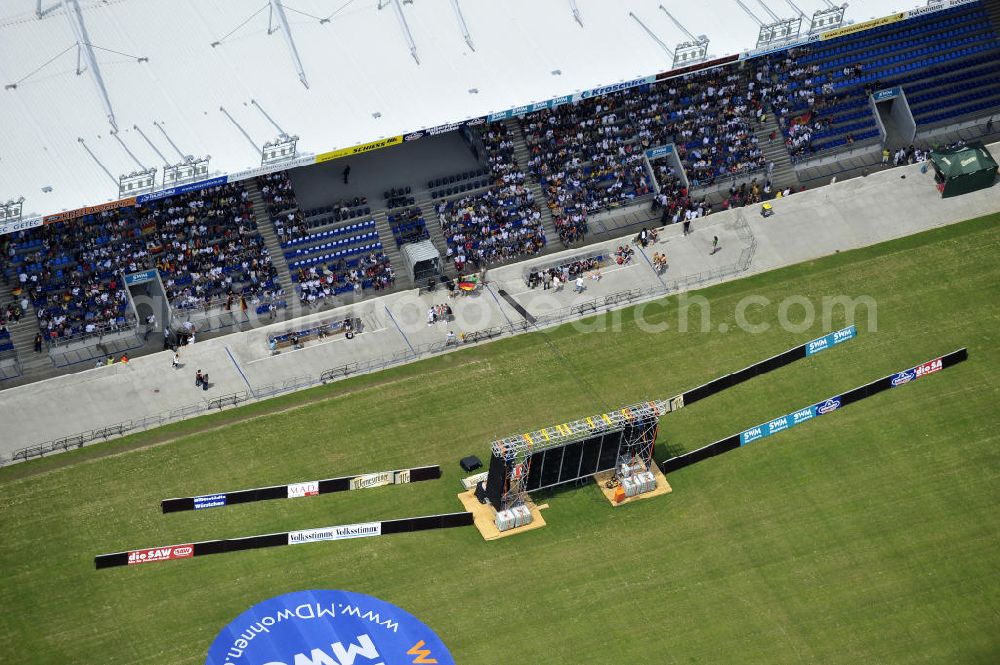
[1,0,919,218]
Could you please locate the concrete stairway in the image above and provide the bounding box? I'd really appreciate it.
[0,278,54,378]
[245,179,293,292]
[755,115,801,192]
[505,118,559,246]
[412,192,453,278]
[371,209,412,288]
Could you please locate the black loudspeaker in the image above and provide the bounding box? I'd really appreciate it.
[460,455,482,472]
[474,481,488,504]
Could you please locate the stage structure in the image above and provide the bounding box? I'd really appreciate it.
[486,399,674,514]
[480,327,859,530]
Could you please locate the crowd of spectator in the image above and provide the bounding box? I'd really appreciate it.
[135,183,278,309]
[516,65,770,246]
[526,256,602,289]
[437,125,546,271]
[520,94,651,238]
[388,207,430,246]
[294,250,394,306]
[258,172,298,218]
[883,144,929,167]
[2,182,278,340]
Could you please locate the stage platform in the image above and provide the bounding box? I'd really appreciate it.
[594,465,672,507]
[457,490,548,541]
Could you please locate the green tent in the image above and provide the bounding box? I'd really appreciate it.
[929,141,998,198]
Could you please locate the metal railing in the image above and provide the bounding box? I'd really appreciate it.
[45,316,139,349]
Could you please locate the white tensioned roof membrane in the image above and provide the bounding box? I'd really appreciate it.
[0,0,922,217]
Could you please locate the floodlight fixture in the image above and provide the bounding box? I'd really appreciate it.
[756,16,802,47]
[163,156,211,187]
[262,135,299,166]
[119,168,157,198]
[809,4,847,34]
[0,197,25,224]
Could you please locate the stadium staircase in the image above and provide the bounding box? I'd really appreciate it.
[0,279,52,376]
[506,119,559,245]
[371,209,412,287]
[245,179,293,294]
[411,192,453,279]
[755,116,801,192]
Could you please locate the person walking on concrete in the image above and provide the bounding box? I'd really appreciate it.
[575,276,585,293]
[33,332,42,353]
[172,351,181,369]
[711,235,719,255]
[881,148,890,167]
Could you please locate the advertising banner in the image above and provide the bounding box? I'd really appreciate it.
[914,357,943,378]
[791,405,817,425]
[890,368,916,387]
[287,481,319,498]
[127,544,194,565]
[906,0,976,19]
[805,325,856,356]
[350,472,393,491]
[742,394,842,447]
[135,176,228,205]
[820,13,904,40]
[574,75,656,102]
[645,145,675,160]
[813,396,842,415]
[872,87,902,102]
[124,269,158,286]
[658,54,740,78]
[43,197,137,224]
[288,522,381,545]
[205,590,454,665]
[227,155,316,183]
[193,494,227,510]
[0,215,43,236]
[315,136,402,163]
[740,425,768,445]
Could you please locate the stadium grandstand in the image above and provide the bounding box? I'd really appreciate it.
[0,0,998,399]
[1,3,1000,664]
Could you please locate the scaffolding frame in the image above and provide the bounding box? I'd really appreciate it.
[490,398,678,510]
[616,416,659,480]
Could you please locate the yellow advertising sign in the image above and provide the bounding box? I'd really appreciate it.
[315,135,403,163]
[820,13,904,40]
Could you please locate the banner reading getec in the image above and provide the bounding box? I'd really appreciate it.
[206,589,454,665]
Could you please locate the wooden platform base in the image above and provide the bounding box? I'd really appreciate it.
[594,465,672,507]
[456,490,547,541]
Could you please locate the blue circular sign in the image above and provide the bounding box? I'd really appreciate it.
[206,590,454,665]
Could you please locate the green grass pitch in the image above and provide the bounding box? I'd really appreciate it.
[1,214,998,664]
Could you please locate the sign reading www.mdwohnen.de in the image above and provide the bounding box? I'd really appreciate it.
[206,590,453,665]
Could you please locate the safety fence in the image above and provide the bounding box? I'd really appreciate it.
[0,351,22,381]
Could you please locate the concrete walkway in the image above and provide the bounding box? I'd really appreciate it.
[1,149,997,458]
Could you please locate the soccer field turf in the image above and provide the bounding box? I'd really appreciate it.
[1,214,998,664]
